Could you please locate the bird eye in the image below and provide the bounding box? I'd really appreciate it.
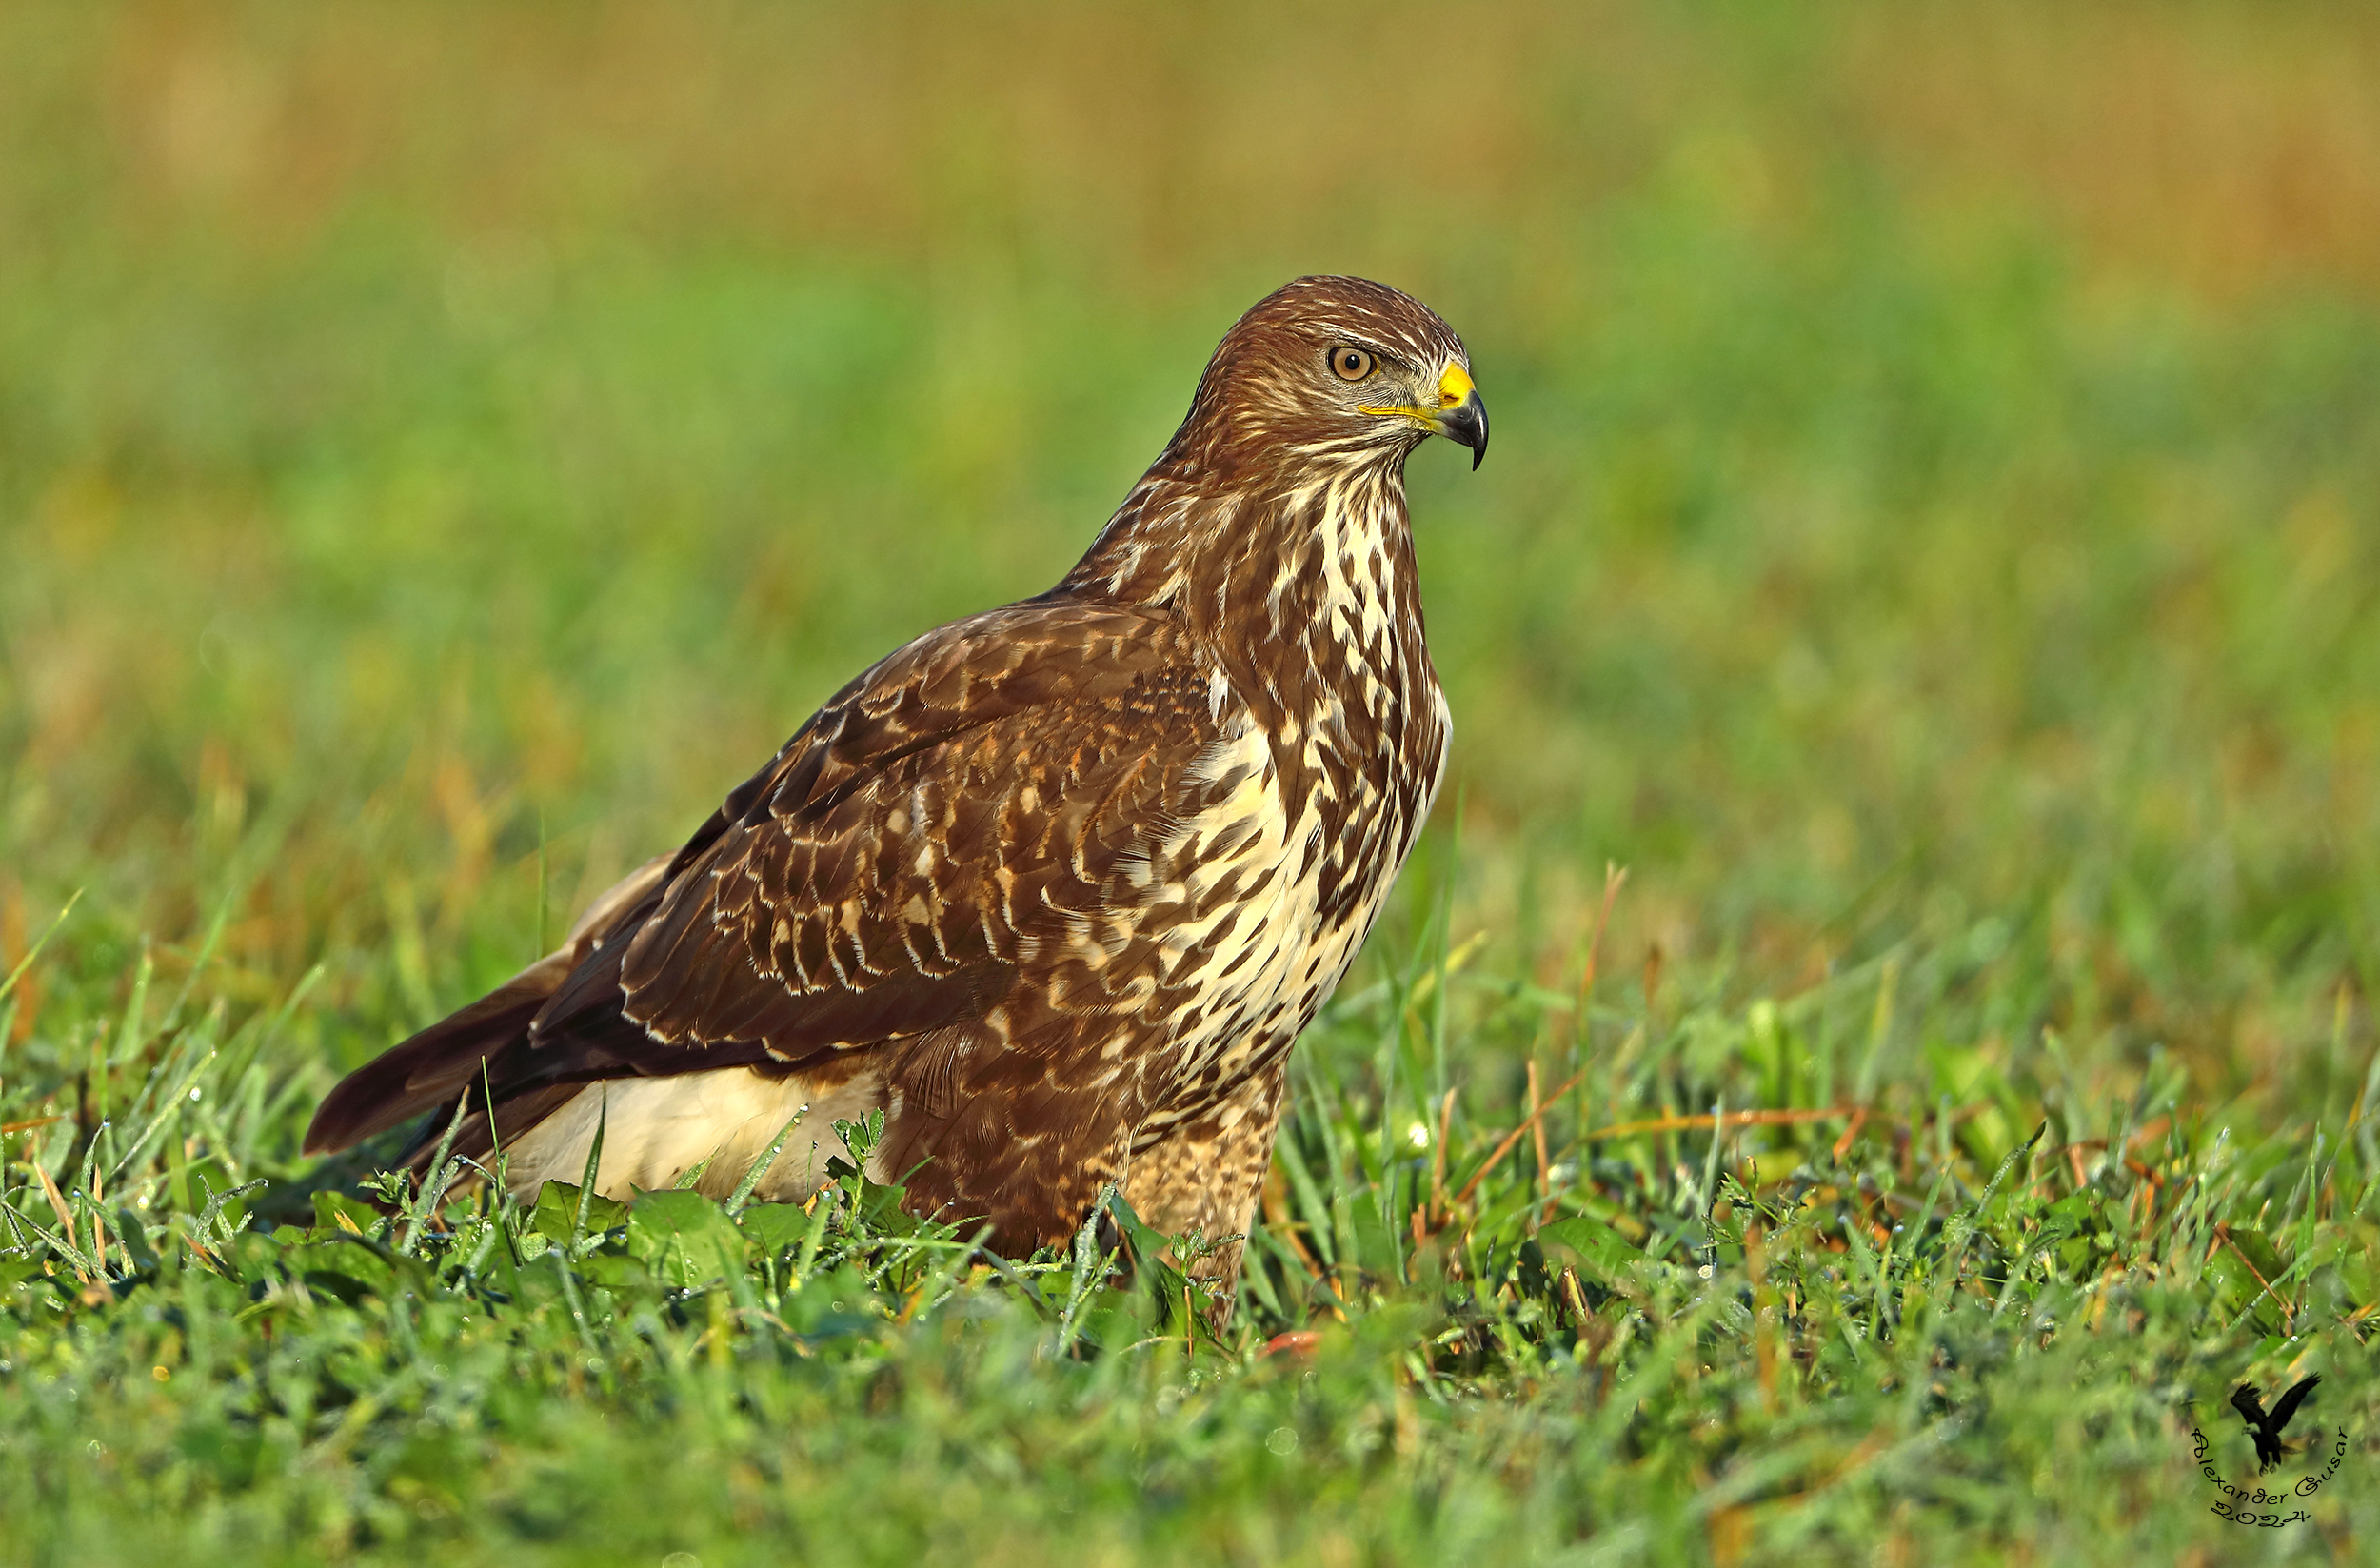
[1329,347,1376,382]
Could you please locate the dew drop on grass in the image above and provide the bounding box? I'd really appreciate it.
[1266,1427,1298,1456]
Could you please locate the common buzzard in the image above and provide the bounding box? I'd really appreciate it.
[307,275,1488,1298]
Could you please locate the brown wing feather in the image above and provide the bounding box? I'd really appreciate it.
[547,599,1200,1063]
[307,598,1216,1168]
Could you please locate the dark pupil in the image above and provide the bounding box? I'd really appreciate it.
[1340,351,1361,374]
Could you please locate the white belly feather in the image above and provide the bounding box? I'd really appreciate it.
[503,1067,889,1203]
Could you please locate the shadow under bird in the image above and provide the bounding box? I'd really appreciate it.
[306,275,1490,1302]
[2231,1376,2320,1473]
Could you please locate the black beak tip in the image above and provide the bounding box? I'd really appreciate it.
[1459,391,1489,470]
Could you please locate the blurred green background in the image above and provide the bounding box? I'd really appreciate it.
[6,8,2380,1563]
[3,0,2374,1103]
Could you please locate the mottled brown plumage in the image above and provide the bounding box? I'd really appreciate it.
[307,275,1487,1303]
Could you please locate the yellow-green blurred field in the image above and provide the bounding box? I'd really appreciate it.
[4,5,2379,1564]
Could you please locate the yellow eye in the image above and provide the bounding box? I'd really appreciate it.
[1329,347,1376,382]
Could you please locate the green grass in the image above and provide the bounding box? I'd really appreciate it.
[4,3,2379,1563]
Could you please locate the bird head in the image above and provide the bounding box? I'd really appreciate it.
[1180,275,1489,474]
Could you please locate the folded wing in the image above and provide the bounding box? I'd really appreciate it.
[303,596,1220,1164]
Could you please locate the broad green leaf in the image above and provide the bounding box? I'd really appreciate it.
[737,1201,816,1255]
[530,1180,627,1246]
[627,1186,746,1289]
[1541,1215,1648,1283]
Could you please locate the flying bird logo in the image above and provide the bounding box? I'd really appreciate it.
[2230,1376,2320,1473]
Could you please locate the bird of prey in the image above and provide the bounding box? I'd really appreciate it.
[306,275,1487,1300]
[2231,1376,2320,1472]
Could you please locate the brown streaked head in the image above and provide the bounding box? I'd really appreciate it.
[1174,275,1489,474]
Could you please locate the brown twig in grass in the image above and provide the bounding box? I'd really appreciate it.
[89,1161,109,1281]
[2053,1118,2174,1162]
[1557,1265,1592,1338]
[1418,1086,1456,1236]
[0,1116,63,1136]
[2135,1160,2210,1254]
[1573,863,1628,1048]
[1449,1065,1592,1213]
[30,1158,86,1283]
[2051,1117,2176,1194]
[1591,1106,1859,1142]
[1526,1061,1551,1208]
[1533,1061,1552,1237]
[1831,1106,1869,1163]
[2211,1221,2297,1334]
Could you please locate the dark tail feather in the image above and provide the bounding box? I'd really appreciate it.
[304,980,552,1154]
[306,853,677,1157]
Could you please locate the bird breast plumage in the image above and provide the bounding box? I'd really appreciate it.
[1128,482,1451,1140]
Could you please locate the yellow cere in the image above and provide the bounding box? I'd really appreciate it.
[1360,362,1476,423]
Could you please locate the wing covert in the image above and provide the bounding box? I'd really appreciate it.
[529,597,1225,1075]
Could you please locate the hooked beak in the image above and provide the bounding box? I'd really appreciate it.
[1365,362,1489,469]
[1435,370,1490,471]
